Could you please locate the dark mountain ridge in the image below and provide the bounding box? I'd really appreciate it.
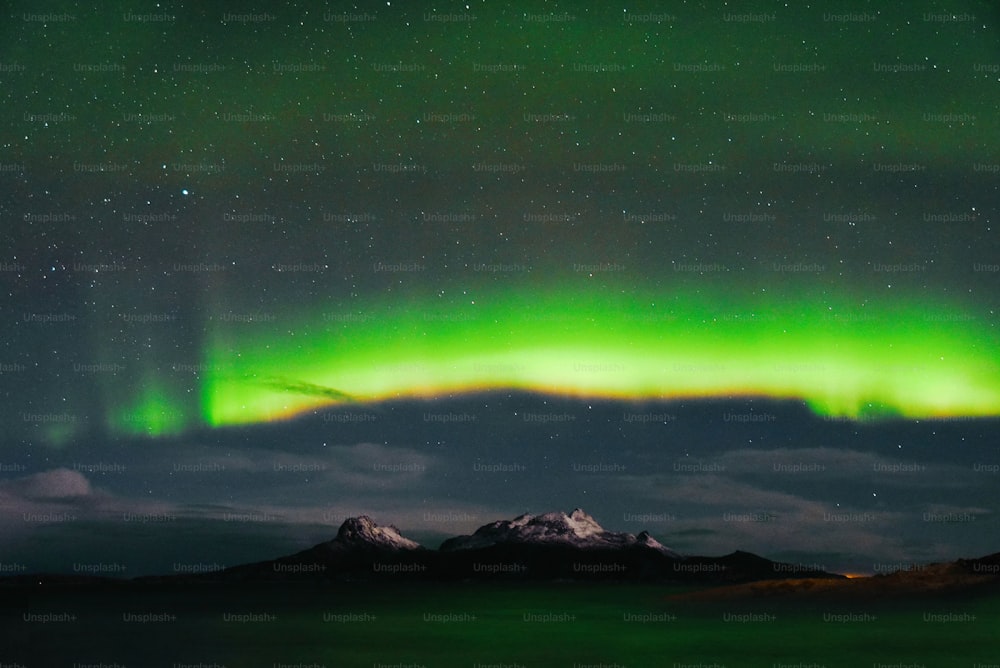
[8,511,998,592]
[159,509,844,584]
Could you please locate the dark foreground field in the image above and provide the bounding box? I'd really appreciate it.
[3,580,998,667]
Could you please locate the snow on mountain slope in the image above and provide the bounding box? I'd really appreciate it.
[440,508,680,558]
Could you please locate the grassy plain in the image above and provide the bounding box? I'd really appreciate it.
[3,581,997,666]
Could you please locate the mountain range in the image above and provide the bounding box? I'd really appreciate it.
[188,508,842,584]
[8,509,999,595]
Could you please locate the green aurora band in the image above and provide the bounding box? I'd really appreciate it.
[198,287,1000,428]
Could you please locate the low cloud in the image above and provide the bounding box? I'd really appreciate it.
[0,467,94,500]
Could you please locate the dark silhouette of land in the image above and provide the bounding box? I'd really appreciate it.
[4,511,998,598]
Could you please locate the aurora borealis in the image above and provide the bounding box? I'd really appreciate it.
[200,286,1000,427]
[2,0,999,578]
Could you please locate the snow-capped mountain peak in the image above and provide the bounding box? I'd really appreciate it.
[334,515,423,551]
[566,507,604,538]
[439,508,680,557]
[635,530,677,555]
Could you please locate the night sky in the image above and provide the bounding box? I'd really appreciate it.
[2,0,999,576]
